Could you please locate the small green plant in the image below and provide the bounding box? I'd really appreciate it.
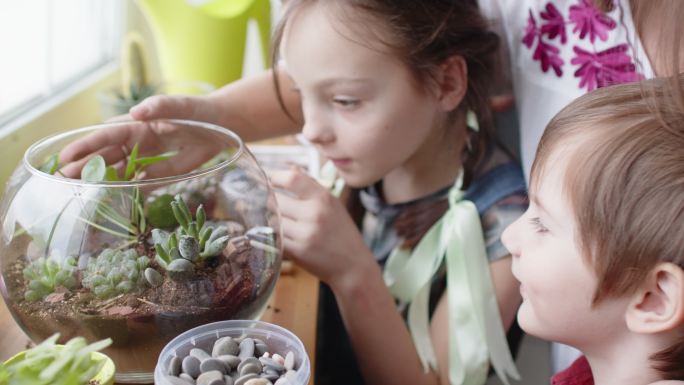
[82,249,149,299]
[0,333,112,385]
[22,256,78,302]
[154,195,230,275]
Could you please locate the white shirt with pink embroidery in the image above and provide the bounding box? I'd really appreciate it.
[479,0,654,179]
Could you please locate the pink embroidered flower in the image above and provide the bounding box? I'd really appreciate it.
[522,10,537,49]
[534,40,564,77]
[571,44,644,91]
[540,3,567,44]
[569,0,616,43]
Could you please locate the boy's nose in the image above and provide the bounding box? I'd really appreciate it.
[501,218,521,258]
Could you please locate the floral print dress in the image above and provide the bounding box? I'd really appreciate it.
[479,0,654,180]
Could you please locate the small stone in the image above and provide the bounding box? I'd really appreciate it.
[224,375,234,385]
[284,351,295,371]
[271,354,285,366]
[180,373,196,384]
[234,374,259,385]
[144,267,163,287]
[167,356,182,376]
[237,357,260,374]
[259,357,284,372]
[238,338,255,359]
[197,370,224,385]
[245,226,275,244]
[217,354,241,370]
[182,356,201,378]
[190,348,212,361]
[284,370,297,382]
[260,372,280,381]
[244,379,271,385]
[274,378,290,385]
[165,375,194,385]
[239,363,261,376]
[213,337,239,357]
[254,342,269,357]
[200,358,227,374]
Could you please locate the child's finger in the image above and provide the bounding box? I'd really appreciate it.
[269,168,322,198]
[274,190,317,221]
[58,144,130,179]
[59,124,132,164]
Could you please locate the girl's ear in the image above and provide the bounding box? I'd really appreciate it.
[625,262,684,334]
[436,55,468,111]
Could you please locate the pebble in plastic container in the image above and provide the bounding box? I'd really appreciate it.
[154,320,310,385]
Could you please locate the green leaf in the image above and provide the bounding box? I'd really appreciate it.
[40,154,60,175]
[81,156,106,182]
[105,166,120,181]
[134,151,177,167]
[124,143,140,180]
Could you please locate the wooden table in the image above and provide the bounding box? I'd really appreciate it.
[0,264,319,385]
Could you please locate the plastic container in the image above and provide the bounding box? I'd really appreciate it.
[154,320,310,385]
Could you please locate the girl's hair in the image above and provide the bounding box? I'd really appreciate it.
[270,0,500,187]
[531,74,684,379]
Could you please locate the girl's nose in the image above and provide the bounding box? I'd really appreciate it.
[301,103,335,144]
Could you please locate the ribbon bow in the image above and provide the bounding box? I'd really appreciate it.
[383,173,520,385]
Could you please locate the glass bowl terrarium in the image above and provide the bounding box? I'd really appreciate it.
[0,120,281,383]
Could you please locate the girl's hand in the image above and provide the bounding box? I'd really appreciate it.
[269,168,374,287]
[59,95,222,179]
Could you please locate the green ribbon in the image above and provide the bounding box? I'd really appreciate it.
[318,162,519,385]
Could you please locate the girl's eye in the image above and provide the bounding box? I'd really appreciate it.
[529,217,548,234]
[332,97,360,108]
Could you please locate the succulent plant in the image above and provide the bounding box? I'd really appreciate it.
[22,256,78,302]
[153,195,231,276]
[118,31,155,105]
[82,249,150,299]
[0,333,112,385]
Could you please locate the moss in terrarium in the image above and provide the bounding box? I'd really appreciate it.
[81,248,149,299]
[22,256,78,302]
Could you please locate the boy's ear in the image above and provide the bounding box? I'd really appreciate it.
[436,55,468,111]
[625,262,684,334]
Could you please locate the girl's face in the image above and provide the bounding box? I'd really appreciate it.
[281,4,445,188]
[501,151,630,349]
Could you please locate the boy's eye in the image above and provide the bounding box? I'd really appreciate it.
[332,97,360,108]
[529,217,548,234]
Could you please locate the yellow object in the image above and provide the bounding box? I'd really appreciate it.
[136,0,271,88]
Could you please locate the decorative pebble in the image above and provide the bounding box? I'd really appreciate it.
[261,372,280,381]
[274,378,290,385]
[190,348,211,361]
[213,337,240,357]
[200,358,227,374]
[239,363,261,376]
[167,356,182,376]
[238,338,255,359]
[244,379,271,385]
[217,354,241,370]
[224,375,234,385]
[237,357,260,374]
[284,352,295,371]
[259,357,284,372]
[255,342,269,357]
[197,370,224,385]
[271,354,285,366]
[234,373,259,385]
[165,375,194,385]
[182,356,202,378]
[180,373,196,384]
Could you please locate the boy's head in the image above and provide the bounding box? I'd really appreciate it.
[502,75,684,378]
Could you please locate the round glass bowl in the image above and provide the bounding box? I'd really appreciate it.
[0,120,282,383]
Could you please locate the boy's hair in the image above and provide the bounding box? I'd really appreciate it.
[531,74,684,379]
[270,0,500,185]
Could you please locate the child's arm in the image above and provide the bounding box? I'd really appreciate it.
[130,67,304,142]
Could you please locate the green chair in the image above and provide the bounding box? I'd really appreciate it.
[137,0,271,88]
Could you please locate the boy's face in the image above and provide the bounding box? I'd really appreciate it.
[501,152,630,348]
[281,4,444,188]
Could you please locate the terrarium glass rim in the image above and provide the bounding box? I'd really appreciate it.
[23,119,244,188]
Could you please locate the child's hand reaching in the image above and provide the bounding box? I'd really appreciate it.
[269,167,374,288]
